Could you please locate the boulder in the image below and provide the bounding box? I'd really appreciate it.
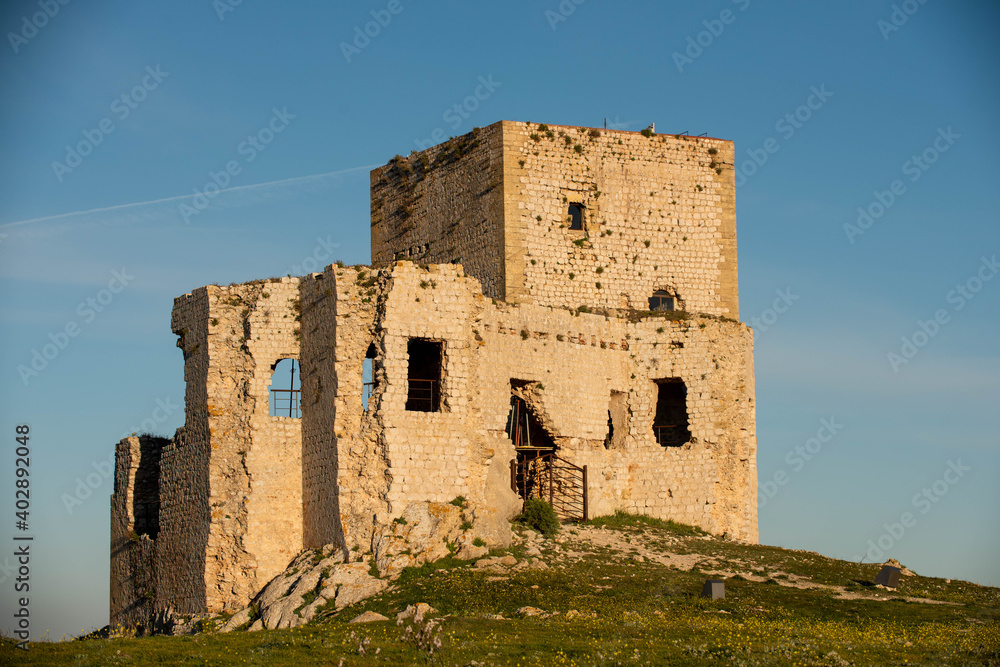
[371,502,464,577]
[517,606,546,617]
[218,607,252,633]
[396,603,438,624]
[349,611,390,624]
[456,544,488,560]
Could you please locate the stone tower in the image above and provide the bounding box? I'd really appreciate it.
[371,120,738,316]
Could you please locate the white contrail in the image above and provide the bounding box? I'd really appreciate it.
[0,164,379,230]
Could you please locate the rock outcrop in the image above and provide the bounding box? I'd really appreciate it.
[219,500,507,632]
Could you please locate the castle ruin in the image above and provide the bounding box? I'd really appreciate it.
[110,120,758,630]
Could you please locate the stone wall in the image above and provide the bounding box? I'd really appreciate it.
[146,279,305,616]
[370,121,739,317]
[152,293,214,615]
[300,264,381,554]
[370,124,507,299]
[502,121,737,317]
[110,435,165,633]
[363,262,756,541]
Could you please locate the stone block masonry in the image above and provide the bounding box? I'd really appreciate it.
[111,119,757,627]
[372,120,738,317]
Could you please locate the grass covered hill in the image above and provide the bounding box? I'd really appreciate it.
[4,513,998,665]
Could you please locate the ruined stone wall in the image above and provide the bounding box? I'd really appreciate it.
[110,435,164,632]
[194,278,303,611]
[501,121,738,317]
[375,263,491,515]
[370,125,507,299]
[154,293,213,614]
[369,262,756,541]
[147,280,305,615]
[588,317,756,540]
[300,264,380,554]
[240,279,304,597]
[300,269,340,551]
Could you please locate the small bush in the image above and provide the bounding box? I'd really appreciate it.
[450,496,467,508]
[472,537,486,547]
[518,499,560,537]
[640,128,655,138]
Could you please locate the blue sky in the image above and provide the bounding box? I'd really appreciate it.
[1,0,998,640]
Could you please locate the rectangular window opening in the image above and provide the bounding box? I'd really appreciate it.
[406,339,443,412]
[653,378,691,447]
[568,203,584,231]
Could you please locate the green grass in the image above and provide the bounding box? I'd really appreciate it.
[6,517,998,665]
[586,510,709,536]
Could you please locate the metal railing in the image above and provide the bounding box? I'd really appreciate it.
[510,451,588,522]
[406,379,438,412]
[270,389,301,418]
[363,381,375,410]
[654,424,688,447]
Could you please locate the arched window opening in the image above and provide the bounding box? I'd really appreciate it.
[568,203,584,231]
[649,290,676,312]
[269,358,301,418]
[363,343,377,411]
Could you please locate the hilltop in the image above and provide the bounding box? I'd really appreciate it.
[5,513,998,665]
